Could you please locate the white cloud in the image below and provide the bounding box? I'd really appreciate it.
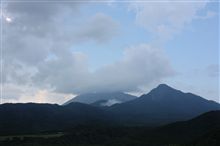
[128,1,214,41]
[89,44,174,93]
[2,84,74,104]
[18,90,74,104]
[2,2,121,103]
[32,44,174,94]
[101,99,121,106]
[74,13,119,43]
[34,52,90,94]
[206,64,219,78]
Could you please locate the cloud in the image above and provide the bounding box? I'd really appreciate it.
[33,44,174,94]
[34,52,90,94]
[2,2,121,103]
[2,83,74,104]
[2,84,22,101]
[101,99,121,106]
[74,13,119,43]
[128,1,214,41]
[206,64,219,78]
[2,2,119,81]
[4,2,80,37]
[3,1,214,103]
[18,89,74,104]
[90,44,174,93]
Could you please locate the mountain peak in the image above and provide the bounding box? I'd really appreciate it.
[153,84,176,93]
[157,84,173,89]
[141,84,182,101]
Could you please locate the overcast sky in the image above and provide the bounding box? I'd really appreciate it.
[0,0,219,104]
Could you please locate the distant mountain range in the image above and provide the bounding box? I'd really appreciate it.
[0,84,219,134]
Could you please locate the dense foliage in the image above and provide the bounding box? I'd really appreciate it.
[0,111,219,146]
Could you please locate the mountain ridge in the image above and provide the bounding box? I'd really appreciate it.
[0,84,219,134]
[108,84,220,126]
[63,92,137,105]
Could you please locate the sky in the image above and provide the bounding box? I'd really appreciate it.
[0,0,219,104]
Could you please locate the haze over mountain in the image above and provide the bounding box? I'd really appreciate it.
[0,84,219,134]
[64,92,137,106]
[109,84,220,125]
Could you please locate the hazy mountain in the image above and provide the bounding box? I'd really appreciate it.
[0,84,219,135]
[109,84,220,126]
[63,92,137,105]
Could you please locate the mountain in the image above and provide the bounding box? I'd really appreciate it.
[153,110,220,144]
[1,110,219,146]
[63,92,137,105]
[109,84,220,126]
[0,84,219,135]
[0,102,115,135]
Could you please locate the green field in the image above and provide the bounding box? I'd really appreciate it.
[0,132,64,141]
[0,127,219,146]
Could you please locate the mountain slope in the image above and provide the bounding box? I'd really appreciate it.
[63,92,137,105]
[0,84,219,135]
[150,110,220,144]
[109,84,220,126]
[1,111,219,146]
[0,103,115,135]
